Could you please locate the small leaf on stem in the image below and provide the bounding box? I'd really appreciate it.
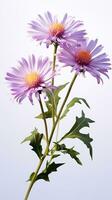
[54,143,82,165]
[22,128,43,159]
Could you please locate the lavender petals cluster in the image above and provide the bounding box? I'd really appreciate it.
[6,12,111,104]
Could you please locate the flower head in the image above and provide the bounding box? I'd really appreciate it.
[29,11,86,47]
[58,39,111,83]
[6,56,55,104]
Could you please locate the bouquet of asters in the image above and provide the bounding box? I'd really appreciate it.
[6,11,111,200]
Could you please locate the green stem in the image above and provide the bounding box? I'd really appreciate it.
[24,155,45,200]
[56,119,60,142]
[49,73,78,145]
[52,43,58,85]
[39,94,49,145]
[52,43,58,125]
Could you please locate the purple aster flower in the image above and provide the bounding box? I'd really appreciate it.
[58,39,111,83]
[6,56,56,104]
[28,11,86,47]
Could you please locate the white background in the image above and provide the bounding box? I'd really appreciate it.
[0,0,112,199]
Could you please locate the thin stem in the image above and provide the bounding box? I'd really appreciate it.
[39,94,49,145]
[52,94,56,125]
[24,155,45,200]
[49,73,78,145]
[52,43,58,85]
[51,43,58,125]
[56,119,60,142]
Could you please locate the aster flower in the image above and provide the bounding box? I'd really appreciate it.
[6,56,56,104]
[58,39,111,83]
[28,11,86,47]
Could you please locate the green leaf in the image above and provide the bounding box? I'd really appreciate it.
[61,97,90,119]
[68,111,94,133]
[36,111,52,119]
[22,128,43,159]
[67,132,93,158]
[63,148,82,165]
[54,143,66,151]
[61,111,94,158]
[54,143,82,165]
[37,162,64,182]
[36,83,68,119]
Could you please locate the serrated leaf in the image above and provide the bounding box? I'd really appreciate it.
[37,162,64,182]
[22,128,43,159]
[61,98,90,119]
[61,111,94,158]
[68,111,94,133]
[63,148,82,165]
[67,132,93,158]
[36,83,68,119]
[54,143,82,165]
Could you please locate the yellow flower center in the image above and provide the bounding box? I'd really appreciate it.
[49,22,65,37]
[75,50,91,65]
[25,72,40,88]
